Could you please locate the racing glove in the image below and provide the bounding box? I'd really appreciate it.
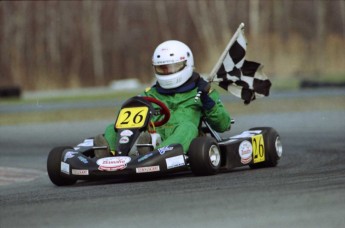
[195,79,215,110]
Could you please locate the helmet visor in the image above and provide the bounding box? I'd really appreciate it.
[154,61,186,75]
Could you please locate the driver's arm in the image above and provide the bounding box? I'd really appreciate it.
[204,90,231,132]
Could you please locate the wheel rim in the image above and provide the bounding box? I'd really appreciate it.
[275,136,283,158]
[209,145,221,167]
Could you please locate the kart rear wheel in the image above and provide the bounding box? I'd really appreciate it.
[188,136,221,176]
[47,146,77,186]
[249,127,283,169]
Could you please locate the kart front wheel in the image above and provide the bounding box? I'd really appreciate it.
[47,146,77,186]
[188,137,221,176]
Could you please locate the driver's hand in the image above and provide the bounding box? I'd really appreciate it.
[195,80,215,110]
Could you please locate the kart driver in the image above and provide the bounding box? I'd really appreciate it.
[95,40,231,157]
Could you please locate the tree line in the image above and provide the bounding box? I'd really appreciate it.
[1,0,344,91]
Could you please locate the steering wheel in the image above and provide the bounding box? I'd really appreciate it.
[142,96,170,127]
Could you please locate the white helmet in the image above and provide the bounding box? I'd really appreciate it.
[152,40,194,89]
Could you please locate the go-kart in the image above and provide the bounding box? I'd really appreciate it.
[47,96,283,186]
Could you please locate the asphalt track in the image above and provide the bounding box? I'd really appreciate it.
[1,90,345,228]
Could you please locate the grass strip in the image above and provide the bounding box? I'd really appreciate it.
[1,96,344,126]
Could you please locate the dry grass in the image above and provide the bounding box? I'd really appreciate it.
[226,96,345,116]
[0,107,118,126]
[1,94,344,126]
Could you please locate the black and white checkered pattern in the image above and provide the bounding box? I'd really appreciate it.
[215,28,271,104]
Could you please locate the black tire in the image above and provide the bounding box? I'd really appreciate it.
[47,146,77,186]
[249,127,283,169]
[188,136,221,176]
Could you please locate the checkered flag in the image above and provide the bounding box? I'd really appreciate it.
[209,23,271,104]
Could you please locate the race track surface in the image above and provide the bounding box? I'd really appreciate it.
[1,89,345,228]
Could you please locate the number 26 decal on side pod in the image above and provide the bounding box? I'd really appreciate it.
[252,134,265,163]
[115,107,149,129]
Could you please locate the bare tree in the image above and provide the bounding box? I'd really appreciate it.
[13,2,29,87]
[340,0,345,37]
[46,1,61,71]
[187,0,219,72]
[0,0,344,91]
[1,2,13,86]
[214,0,231,45]
[272,0,291,41]
[155,1,172,40]
[249,0,260,38]
[315,0,325,76]
[83,1,104,85]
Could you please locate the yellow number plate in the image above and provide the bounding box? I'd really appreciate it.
[115,107,149,129]
[252,134,265,163]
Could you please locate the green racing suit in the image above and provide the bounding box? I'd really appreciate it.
[104,73,231,154]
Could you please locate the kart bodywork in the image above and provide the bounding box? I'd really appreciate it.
[47,96,283,186]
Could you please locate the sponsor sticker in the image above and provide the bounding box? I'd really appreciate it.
[158,146,173,155]
[72,169,89,175]
[156,60,174,64]
[232,130,262,139]
[120,130,133,137]
[138,153,153,162]
[119,136,129,144]
[78,156,88,164]
[97,156,131,171]
[64,151,78,162]
[136,166,160,173]
[239,140,253,164]
[76,139,94,147]
[166,155,185,169]
[61,162,70,175]
[252,134,265,163]
[116,107,149,129]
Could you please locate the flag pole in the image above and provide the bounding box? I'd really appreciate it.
[207,22,245,82]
